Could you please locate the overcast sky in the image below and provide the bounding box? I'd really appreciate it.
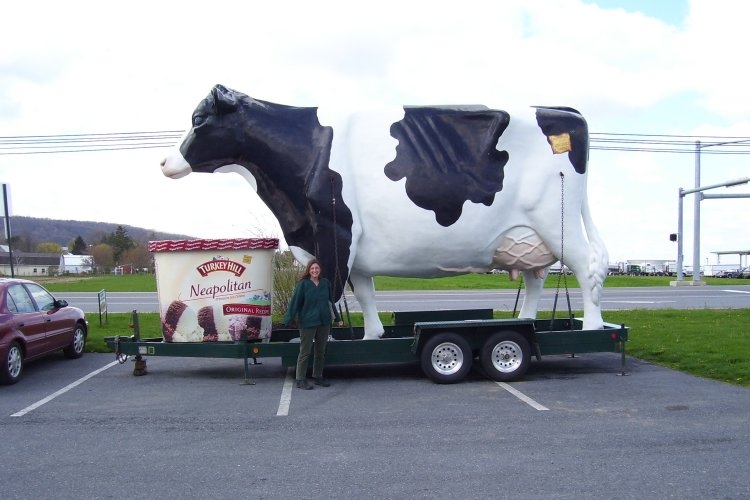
[1,0,749,267]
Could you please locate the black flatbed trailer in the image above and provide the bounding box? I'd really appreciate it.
[106,309,628,383]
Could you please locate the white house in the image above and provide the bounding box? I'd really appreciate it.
[0,251,60,277]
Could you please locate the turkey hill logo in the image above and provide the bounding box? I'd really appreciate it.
[196,257,246,277]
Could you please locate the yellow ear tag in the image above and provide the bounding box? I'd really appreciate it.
[548,133,572,154]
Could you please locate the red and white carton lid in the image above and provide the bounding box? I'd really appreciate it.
[148,238,279,252]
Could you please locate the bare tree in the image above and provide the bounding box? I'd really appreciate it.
[90,243,115,274]
[272,250,303,324]
[120,245,154,272]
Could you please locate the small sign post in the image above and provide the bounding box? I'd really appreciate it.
[98,289,108,325]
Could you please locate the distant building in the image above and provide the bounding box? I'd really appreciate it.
[0,251,61,277]
[113,264,134,275]
[59,254,94,274]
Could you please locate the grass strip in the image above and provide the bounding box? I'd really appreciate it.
[85,308,750,388]
[40,273,750,292]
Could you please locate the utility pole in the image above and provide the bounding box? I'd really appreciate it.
[672,138,750,285]
[2,183,13,278]
[672,176,750,285]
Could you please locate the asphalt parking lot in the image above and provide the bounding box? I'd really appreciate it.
[2,352,749,499]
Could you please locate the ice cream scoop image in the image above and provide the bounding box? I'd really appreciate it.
[162,300,204,342]
[198,304,233,342]
[228,315,263,341]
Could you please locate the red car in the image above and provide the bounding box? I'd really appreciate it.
[0,278,88,385]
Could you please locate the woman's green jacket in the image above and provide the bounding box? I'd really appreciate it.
[283,277,340,328]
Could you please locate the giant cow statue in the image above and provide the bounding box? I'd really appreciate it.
[161,84,609,339]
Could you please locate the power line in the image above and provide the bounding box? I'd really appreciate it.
[1,130,750,155]
[0,144,179,155]
[0,131,183,155]
[590,133,750,154]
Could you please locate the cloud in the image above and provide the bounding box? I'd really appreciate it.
[0,0,748,266]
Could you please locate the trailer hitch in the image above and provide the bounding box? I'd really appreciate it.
[130,310,147,376]
[114,336,129,364]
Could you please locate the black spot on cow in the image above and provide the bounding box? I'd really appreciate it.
[384,106,510,227]
[534,106,588,174]
[180,85,353,300]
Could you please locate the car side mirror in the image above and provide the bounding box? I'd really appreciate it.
[54,299,68,308]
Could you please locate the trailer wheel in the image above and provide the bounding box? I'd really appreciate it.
[420,333,472,384]
[480,331,530,382]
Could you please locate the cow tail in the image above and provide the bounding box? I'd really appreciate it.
[582,187,608,303]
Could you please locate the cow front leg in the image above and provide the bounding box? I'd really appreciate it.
[349,270,385,339]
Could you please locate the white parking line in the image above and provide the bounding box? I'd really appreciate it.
[11,360,120,417]
[276,368,295,416]
[724,289,750,294]
[496,382,550,411]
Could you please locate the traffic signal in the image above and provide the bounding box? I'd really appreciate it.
[669,233,678,242]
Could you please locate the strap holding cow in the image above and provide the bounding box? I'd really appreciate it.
[329,174,355,336]
[550,172,574,327]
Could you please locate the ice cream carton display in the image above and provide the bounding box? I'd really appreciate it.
[148,238,278,342]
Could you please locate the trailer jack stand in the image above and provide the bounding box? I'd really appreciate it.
[617,342,629,377]
[133,355,147,376]
[242,355,256,385]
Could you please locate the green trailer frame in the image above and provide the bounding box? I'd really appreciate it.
[105,309,628,383]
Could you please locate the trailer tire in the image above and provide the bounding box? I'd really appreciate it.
[480,331,530,382]
[420,333,472,384]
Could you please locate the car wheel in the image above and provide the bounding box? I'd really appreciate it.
[420,333,473,384]
[63,323,86,359]
[1,342,24,385]
[479,331,530,382]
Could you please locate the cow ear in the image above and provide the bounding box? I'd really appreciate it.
[212,85,238,114]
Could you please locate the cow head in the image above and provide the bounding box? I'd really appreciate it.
[161,85,353,300]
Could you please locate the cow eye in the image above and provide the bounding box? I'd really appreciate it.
[192,114,206,128]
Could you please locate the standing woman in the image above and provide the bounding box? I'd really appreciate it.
[283,259,343,390]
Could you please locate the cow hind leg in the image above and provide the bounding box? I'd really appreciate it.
[349,270,385,339]
[518,270,546,320]
[561,238,607,330]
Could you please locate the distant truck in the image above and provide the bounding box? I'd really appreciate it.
[704,264,742,277]
[625,264,642,276]
[610,262,678,276]
[607,263,644,275]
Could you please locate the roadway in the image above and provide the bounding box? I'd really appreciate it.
[4,351,750,498]
[59,284,750,314]
[5,284,748,498]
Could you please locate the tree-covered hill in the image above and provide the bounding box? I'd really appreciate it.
[6,216,194,250]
